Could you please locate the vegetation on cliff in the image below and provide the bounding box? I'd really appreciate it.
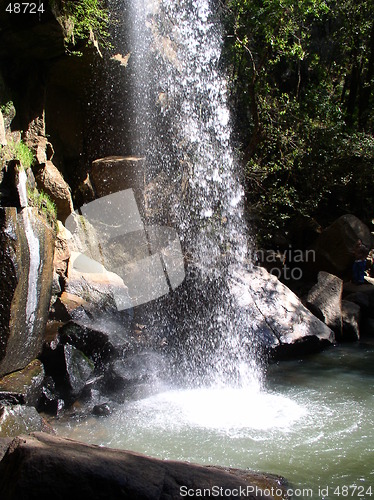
[49,0,112,54]
[222,0,374,244]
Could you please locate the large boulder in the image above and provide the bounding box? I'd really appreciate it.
[0,433,288,499]
[314,215,373,277]
[230,267,335,360]
[90,156,145,200]
[306,272,343,337]
[0,207,54,377]
[64,251,132,313]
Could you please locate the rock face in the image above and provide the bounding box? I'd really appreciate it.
[0,433,288,500]
[306,272,343,337]
[0,207,54,377]
[34,160,74,223]
[314,214,373,277]
[230,267,335,359]
[90,156,145,202]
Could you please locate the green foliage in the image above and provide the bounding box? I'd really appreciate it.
[1,139,34,170]
[50,0,112,54]
[27,188,58,230]
[222,0,374,245]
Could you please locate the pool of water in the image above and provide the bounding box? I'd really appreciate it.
[53,342,374,499]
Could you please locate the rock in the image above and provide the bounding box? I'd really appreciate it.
[0,207,54,377]
[306,272,343,336]
[58,321,119,368]
[34,136,54,165]
[50,291,90,322]
[230,267,335,360]
[53,221,71,278]
[0,432,288,499]
[0,406,52,438]
[41,343,94,401]
[92,403,111,417]
[344,292,371,315]
[0,359,44,407]
[314,214,373,277]
[34,160,74,223]
[90,156,145,201]
[105,352,166,393]
[38,376,65,415]
[341,300,360,341]
[65,251,132,313]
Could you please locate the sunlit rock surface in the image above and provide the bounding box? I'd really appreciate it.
[231,267,335,359]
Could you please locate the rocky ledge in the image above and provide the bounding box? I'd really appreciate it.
[0,432,288,500]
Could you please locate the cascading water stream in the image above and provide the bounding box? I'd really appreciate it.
[17,169,40,337]
[126,0,261,388]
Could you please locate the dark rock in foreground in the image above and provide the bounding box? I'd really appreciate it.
[0,432,288,500]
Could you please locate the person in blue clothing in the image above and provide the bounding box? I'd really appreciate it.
[352,239,369,284]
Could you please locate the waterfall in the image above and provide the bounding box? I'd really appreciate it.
[113,0,261,387]
[17,169,41,338]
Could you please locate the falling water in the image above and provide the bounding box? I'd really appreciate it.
[17,169,40,337]
[126,0,260,387]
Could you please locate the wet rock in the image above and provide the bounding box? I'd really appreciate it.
[0,405,52,438]
[49,292,90,322]
[306,272,343,336]
[62,344,94,398]
[58,321,118,368]
[92,403,111,417]
[41,342,94,402]
[0,359,44,407]
[38,376,64,415]
[0,432,288,499]
[34,160,74,223]
[0,207,54,377]
[230,267,335,360]
[314,214,373,277]
[341,300,360,341]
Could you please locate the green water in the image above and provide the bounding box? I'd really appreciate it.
[53,342,374,499]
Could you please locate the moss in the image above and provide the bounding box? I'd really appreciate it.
[0,139,35,170]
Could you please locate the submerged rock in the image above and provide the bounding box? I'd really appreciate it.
[0,432,288,499]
